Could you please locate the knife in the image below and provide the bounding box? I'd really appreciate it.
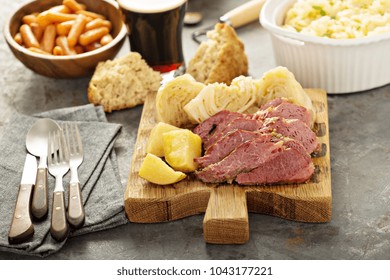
[8,153,37,244]
[219,0,266,28]
[192,0,266,44]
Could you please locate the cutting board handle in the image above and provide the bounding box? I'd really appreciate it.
[203,186,249,244]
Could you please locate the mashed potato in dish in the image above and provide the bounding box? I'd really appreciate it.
[284,0,390,39]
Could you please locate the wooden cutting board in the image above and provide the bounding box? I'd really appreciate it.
[124,89,331,244]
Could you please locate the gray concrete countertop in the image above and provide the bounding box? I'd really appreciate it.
[1,0,390,260]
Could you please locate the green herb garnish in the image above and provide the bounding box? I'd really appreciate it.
[313,5,327,16]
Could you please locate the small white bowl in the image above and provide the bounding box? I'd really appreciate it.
[260,0,390,94]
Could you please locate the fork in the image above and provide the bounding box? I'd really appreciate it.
[64,123,85,228]
[48,130,69,241]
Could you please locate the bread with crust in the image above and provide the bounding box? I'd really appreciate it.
[88,52,162,112]
[186,23,248,85]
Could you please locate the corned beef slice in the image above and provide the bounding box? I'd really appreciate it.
[255,99,311,127]
[196,116,318,168]
[193,98,317,185]
[203,116,263,150]
[259,117,319,154]
[197,136,314,185]
[260,97,285,110]
[236,144,314,185]
[196,135,283,183]
[196,130,264,168]
[193,110,242,144]
[236,137,314,184]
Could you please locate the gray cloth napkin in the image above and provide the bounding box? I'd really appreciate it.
[0,104,128,257]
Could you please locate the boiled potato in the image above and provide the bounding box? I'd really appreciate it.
[138,153,186,185]
[163,129,202,172]
[146,122,181,157]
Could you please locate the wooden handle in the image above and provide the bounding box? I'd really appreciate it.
[67,182,85,228]
[203,186,249,244]
[50,191,68,242]
[31,167,48,220]
[220,0,266,28]
[8,184,34,244]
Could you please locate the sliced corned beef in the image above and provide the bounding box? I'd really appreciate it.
[196,134,283,183]
[193,97,317,186]
[255,99,311,127]
[259,117,319,154]
[193,110,242,144]
[235,144,314,185]
[260,97,285,110]
[197,116,318,169]
[203,116,263,150]
[196,130,262,168]
[197,136,314,185]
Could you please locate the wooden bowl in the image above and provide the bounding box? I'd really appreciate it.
[3,0,127,78]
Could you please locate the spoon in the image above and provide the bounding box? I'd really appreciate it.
[26,118,61,220]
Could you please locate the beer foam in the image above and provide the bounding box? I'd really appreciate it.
[118,0,187,13]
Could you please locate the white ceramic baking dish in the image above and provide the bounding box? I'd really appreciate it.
[260,0,390,94]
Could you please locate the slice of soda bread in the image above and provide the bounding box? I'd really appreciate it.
[88,52,162,112]
[186,23,248,85]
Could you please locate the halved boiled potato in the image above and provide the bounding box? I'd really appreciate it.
[139,153,186,185]
[146,122,181,157]
[163,129,202,172]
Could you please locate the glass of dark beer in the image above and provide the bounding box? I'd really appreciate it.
[117,0,187,73]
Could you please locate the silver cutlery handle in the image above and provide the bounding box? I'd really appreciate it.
[219,0,266,28]
[67,182,85,228]
[8,184,34,244]
[50,191,68,242]
[31,167,48,220]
